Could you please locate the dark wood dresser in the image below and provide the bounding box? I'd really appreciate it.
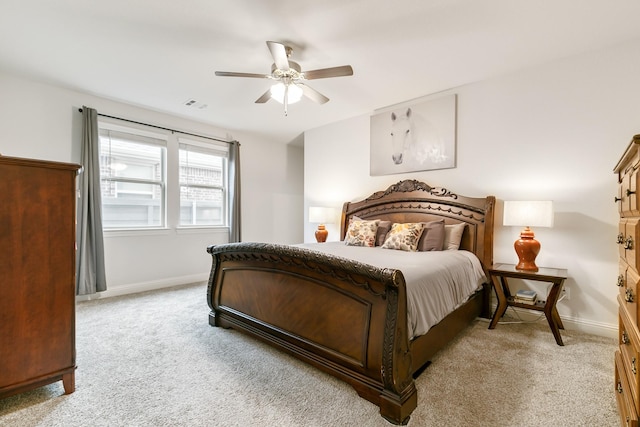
[614,135,640,427]
[0,155,81,398]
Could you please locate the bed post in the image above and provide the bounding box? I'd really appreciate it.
[206,245,222,327]
[379,269,417,425]
[480,196,496,319]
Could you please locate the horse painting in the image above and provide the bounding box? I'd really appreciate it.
[370,94,456,176]
[390,108,448,166]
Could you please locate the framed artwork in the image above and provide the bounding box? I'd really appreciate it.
[370,94,456,176]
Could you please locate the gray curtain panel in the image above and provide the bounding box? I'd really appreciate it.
[76,106,107,295]
[228,140,241,243]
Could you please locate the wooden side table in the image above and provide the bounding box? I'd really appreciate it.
[488,263,569,346]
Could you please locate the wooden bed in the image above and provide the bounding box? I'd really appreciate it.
[206,179,495,424]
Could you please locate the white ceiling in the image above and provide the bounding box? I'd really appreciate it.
[2,0,640,143]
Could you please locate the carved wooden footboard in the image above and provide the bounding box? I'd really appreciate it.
[207,242,417,424]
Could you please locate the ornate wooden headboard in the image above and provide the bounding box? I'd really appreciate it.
[340,179,495,271]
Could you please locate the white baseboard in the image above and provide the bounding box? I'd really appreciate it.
[483,305,618,339]
[76,273,209,302]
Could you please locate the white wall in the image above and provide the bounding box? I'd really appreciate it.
[240,131,304,244]
[0,71,303,298]
[304,38,640,337]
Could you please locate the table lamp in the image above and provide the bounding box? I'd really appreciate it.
[309,207,335,243]
[503,201,554,272]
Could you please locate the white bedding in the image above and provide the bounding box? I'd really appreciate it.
[295,242,487,339]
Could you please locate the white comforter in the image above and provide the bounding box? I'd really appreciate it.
[295,242,487,339]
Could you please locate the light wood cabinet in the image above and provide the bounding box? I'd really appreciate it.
[0,155,81,398]
[614,135,640,427]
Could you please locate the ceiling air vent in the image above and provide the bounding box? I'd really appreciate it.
[183,99,208,110]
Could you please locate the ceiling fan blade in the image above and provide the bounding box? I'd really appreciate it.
[266,41,290,71]
[303,65,353,80]
[300,84,329,104]
[215,71,270,78]
[255,89,271,104]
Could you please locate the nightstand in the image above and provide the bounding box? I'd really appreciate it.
[488,263,568,346]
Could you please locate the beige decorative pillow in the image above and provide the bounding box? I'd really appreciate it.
[418,219,445,251]
[443,223,466,250]
[352,215,391,246]
[344,219,380,247]
[381,223,425,252]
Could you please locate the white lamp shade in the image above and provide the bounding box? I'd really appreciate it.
[309,207,335,224]
[270,83,303,104]
[503,201,554,228]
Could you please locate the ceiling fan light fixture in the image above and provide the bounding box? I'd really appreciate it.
[215,41,352,111]
[270,82,303,104]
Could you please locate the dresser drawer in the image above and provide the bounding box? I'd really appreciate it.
[617,350,639,427]
[618,261,640,325]
[621,261,631,304]
[619,219,640,271]
[618,164,640,218]
[620,306,640,410]
[622,267,640,325]
[616,135,640,218]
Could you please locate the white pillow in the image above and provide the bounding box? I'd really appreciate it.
[443,223,466,250]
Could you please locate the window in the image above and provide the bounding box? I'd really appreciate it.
[179,140,228,226]
[97,121,230,231]
[99,128,166,229]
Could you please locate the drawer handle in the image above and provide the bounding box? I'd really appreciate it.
[618,233,625,244]
[627,189,636,196]
[618,381,624,393]
[626,288,635,303]
[615,196,622,203]
[633,357,637,375]
[618,274,625,287]
[625,236,634,250]
[623,330,630,345]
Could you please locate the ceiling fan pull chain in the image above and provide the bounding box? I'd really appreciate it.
[284,84,289,116]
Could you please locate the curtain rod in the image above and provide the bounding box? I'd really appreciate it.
[78,108,237,145]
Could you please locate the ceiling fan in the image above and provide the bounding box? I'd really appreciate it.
[215,41,354,115]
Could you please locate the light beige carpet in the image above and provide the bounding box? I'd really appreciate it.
[0,282,619,426]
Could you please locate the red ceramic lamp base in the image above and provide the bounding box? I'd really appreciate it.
[514,226,540,272]
[315,225,328,243]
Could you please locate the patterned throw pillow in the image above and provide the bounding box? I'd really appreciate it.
[351,215,392,246]
[381,223,425,252]
[344,219,380,247]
